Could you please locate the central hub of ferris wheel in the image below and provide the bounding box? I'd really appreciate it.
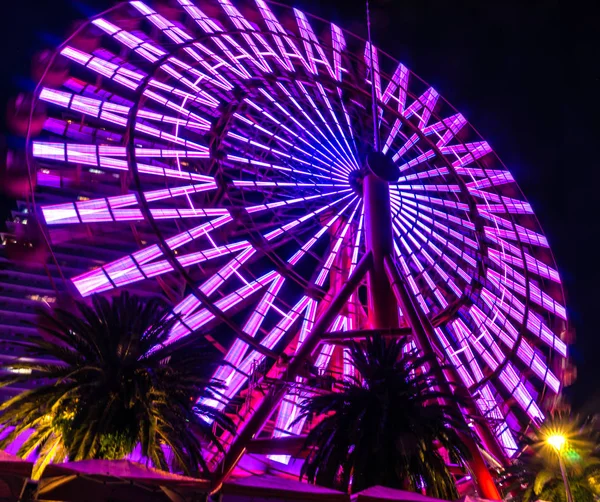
[366,151,400,182]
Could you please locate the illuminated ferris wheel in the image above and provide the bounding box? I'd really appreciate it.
[6,0,572,494]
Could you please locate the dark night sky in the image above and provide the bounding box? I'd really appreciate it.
[1,0,598,408]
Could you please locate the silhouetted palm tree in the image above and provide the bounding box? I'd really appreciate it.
[0,291,232,478]
[297,334,471,499]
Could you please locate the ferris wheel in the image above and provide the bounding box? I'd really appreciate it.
[5,0,572,494]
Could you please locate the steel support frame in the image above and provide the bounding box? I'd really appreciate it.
[321,326,412,342]
[212,251,373,492]
[363,168,500,499]
[363,172,399,329]
[384,255,502,500]
[212,168,502,499]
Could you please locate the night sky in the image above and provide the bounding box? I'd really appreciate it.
[1,0,598,408]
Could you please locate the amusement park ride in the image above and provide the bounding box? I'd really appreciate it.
[0,0,575,498]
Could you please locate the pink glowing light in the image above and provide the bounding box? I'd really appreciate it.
[436,325,518,456]
[294,9,336,80]
[202,295,313,413]
[42,183,218,225]
[208,275,286,389]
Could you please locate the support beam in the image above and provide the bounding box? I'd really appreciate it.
[321,327,411,342]
[246,435,308,456]
[384,255,502,500]
[363,172,399,329]
[384,255,507,466]
[211,251,373,492]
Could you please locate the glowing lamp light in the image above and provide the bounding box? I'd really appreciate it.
[546,433,567,452]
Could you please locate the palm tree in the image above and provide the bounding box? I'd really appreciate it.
[296,334,472,499]
[0,291,233,478]
[501,414,600,502]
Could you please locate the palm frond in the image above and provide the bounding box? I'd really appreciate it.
[297,333,470,498]
[0,291,233,476]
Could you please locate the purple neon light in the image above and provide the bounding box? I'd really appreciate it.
[402,235,448,309]
[404,87,439,129]
[131,1,192,44]
[226,124,350,181]
[470,189,533,214]
[316,83,359,164]
[392,200,479,258]
[382,77,438,155]
[423,113,467,148]
[285,199,357,266]
[295,81,358,171]
[178,0,221,33]
[263,193,354,243]
[217,0,279,74]
[60,46,144,90]
[243,90,353,178]
[488,248,561,283]
[455,315,559,397]
[231,105,339,173]
[130,2,235,94]
[479,287,567,356]
[205,200,358,432]
[391,215,463,300]
[226,154,342,184]
[172,247,257,321]
[92,18,166,63]
[314,201,360,286]
[468,306,546,420]
[466,172,515,190]
[381,62,409,112]
[487,268,567,320]
[32,142,212,181]
[166,270,280,347]
[368,54,410,155]
[452,319,518,456]
[203,295,313,414]
[397,166,450,183]
[254,0,313,74]
[315,315,347,370]
[294,9,336,80]
[391,199,478,272]
[269,297,319,464]
[391,217,460,299]
[149,74,220,107]
[331,24,346,82]
[350,206,365,275]
[101,241,250,293]
[178,0,272,80]
[205,275,287,399]
[269,313,348,465]
[483,225,549,249]
[41,183,219,225]
[245,188,352,215]
[72,215,232,296]
[394,247,429,314]
[435,325,518,456]
[275,82,355,173]
[231,110,347,181]
[364,42,382,112]
[442,141,492,168]
[396,194,476,233]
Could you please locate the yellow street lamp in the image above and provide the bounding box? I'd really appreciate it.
[547,433,567,452]
[546,433,573,502]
